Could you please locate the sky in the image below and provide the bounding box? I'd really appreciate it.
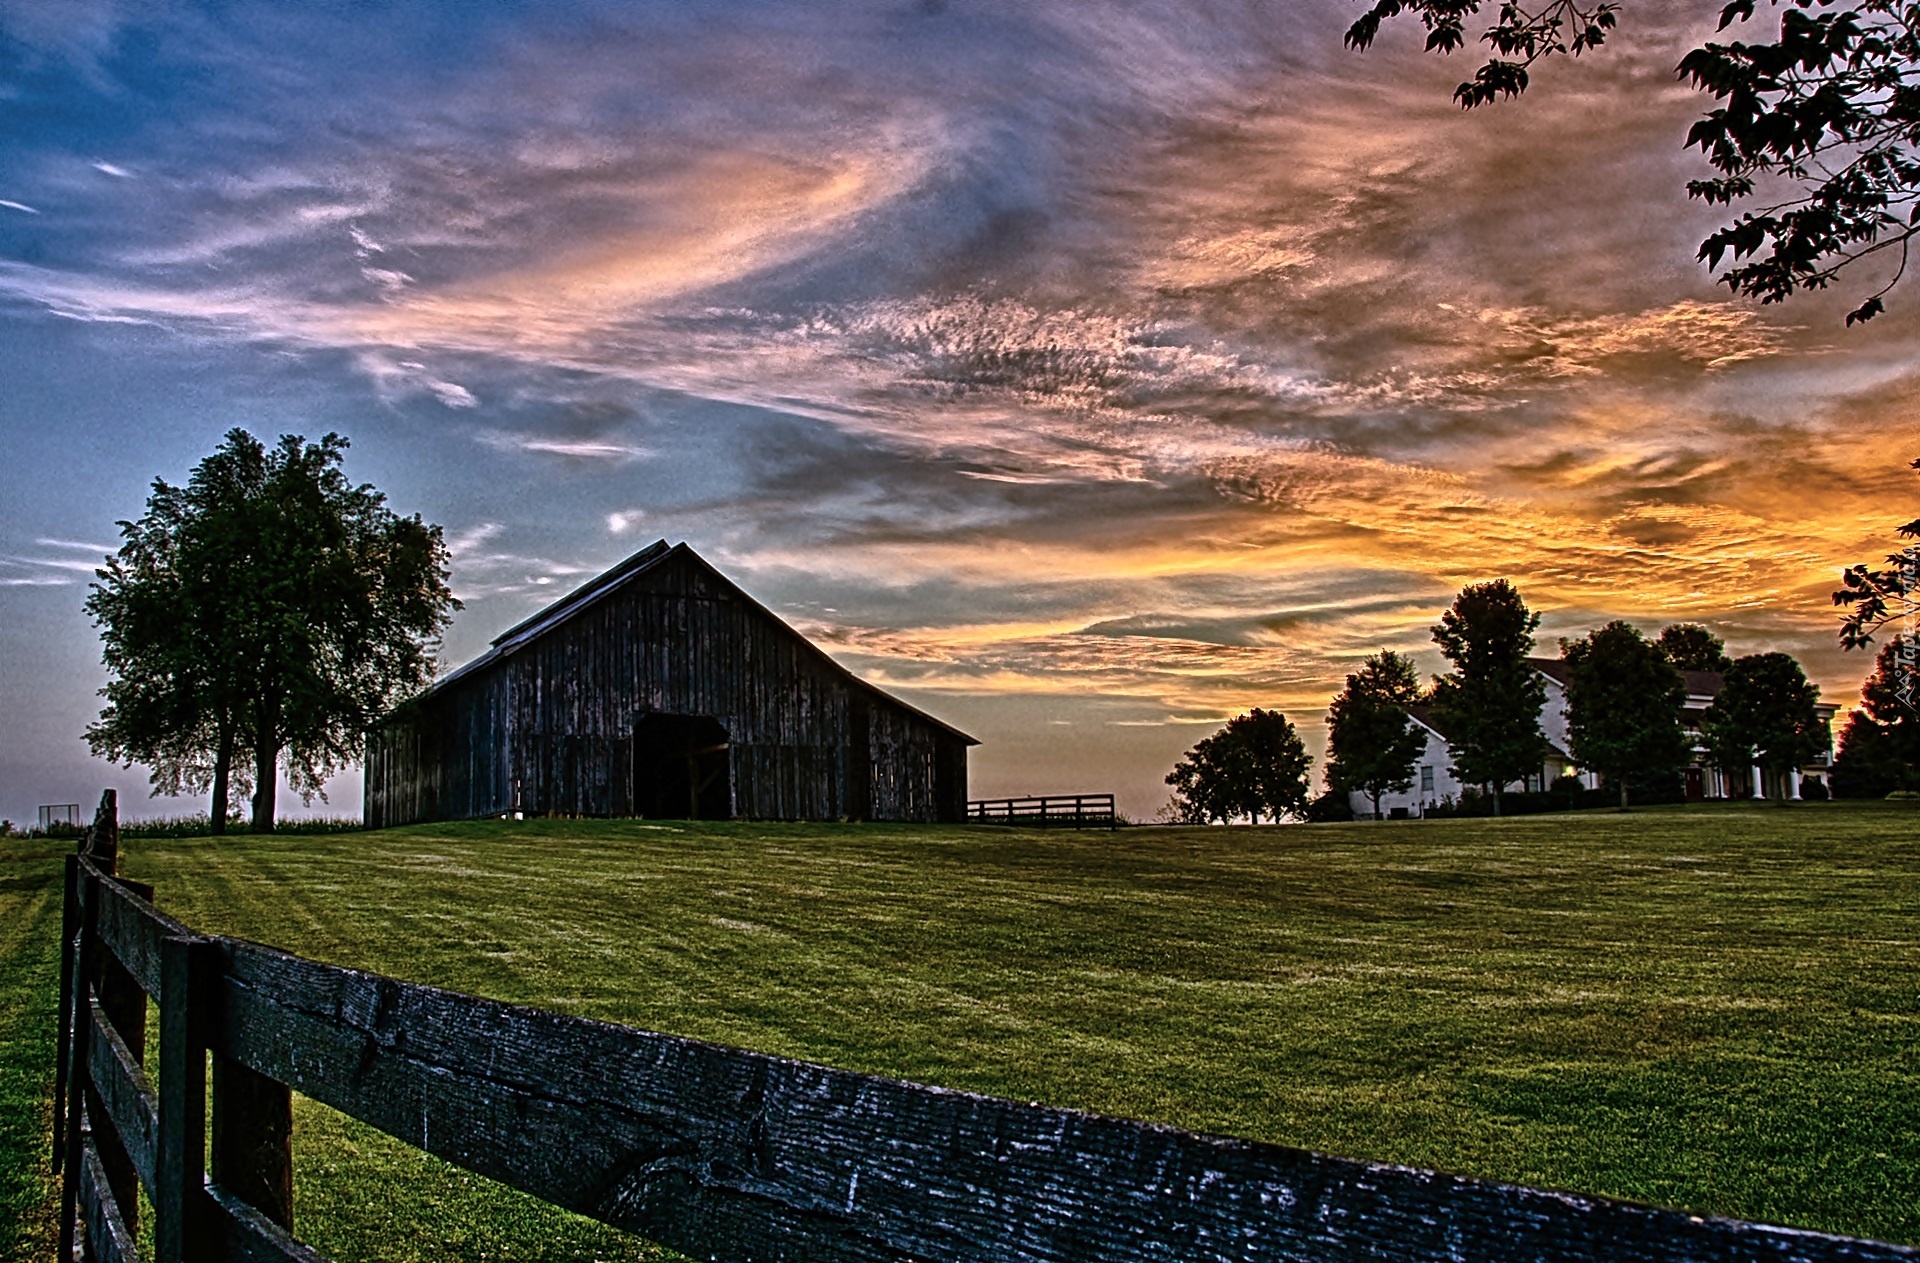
[2,0,1916,826]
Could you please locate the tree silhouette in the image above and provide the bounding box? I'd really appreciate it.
[1699,651,1829,798]
[1563,622,1691,809]
[1165,709,1313,824]
[88,430,458,831]
[1656,624,1733,673]
[1429,580,1548,816]
[1326,650,1428,819]
[1829,637,1920,795]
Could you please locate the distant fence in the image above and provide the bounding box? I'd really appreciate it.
[54,788,1920,1263]
[968,793,1119,829]
[39,803,81,832]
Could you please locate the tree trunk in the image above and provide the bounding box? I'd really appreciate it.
[1491,784,1502,817]
[1618,779,1629,811]
[1370,789,1383,821]
[210,720,232,836]
[251,697,279,834]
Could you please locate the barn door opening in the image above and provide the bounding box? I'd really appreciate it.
[633,713,732,819]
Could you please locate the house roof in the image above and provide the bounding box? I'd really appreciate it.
[1531,655,1727,701]
[1679,668,1725,699]
[414,540,977,744]
[1529,657,1572,687]
[1405,701,1448,741]
[1406,701,1570,764]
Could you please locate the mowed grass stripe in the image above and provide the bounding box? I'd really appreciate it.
[0,843,68,1263]
[5,805,1913,1260]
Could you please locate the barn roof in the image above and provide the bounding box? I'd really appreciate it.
[419,540,976,744]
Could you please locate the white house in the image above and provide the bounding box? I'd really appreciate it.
[1347,659,1835,819]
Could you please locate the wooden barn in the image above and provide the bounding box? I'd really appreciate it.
[363,541,975,827]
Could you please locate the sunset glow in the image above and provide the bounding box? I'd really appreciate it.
[3,0,1916,820]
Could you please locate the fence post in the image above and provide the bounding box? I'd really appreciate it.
[57,862,95,1263]
[213,1053,295,1232]
[52,854,77,1175]
[157,934,216,1263]
[91,886,148,1246]
[80,787,118,875]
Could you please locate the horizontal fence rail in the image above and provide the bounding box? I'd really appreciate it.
[53,788,1920,1263]
[967,793,1118,828]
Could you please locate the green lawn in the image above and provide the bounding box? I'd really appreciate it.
[4,804,1917,1260]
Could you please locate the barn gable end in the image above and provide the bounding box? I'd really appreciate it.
[364,541,974,827]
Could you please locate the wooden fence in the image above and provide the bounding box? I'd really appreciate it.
[53,788,1920,1263]
[967,793,1119,828]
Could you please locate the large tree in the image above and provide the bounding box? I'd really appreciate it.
[1699,651,1830,798]
[88,429,457,832]
[1656,623,1734,673]
[1829,637,1920,795]
[1562,621,1691,809]
[1429,579,1549,815]
[1325,650,1429,820]
[1165,709,1313,824]
[1345,0,1920,322]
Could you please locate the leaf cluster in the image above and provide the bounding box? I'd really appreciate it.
[1165,708,1314,824]
[1655,623,1735,672]
[1348,0,1920,321]
[1346,0,1619,105]
[1834,455,1920,648]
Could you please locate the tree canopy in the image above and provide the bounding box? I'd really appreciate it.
[1834,455,1920,649]
[1325,649,1429,819]
[1829,636,1920,795]
[1165,709,1313,824]
[1345,0,1920,322]
[1656,623,1733,672]
[1429,579,1549,814]
[88,429,458,832]
[1699,651,1829,796]
[1562,621,1691,808]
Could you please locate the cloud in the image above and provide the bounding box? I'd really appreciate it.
[476,430,646,462]
[91,161,132,178]
[1,200,40,214]
[439,521,601,605]
[35,538,117,553]
[3,0,1913,784]
[3,555,104,574]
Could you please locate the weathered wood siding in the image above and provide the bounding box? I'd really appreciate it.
[365,547,969,827]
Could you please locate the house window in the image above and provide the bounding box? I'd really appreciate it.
[1420,765,1435,794]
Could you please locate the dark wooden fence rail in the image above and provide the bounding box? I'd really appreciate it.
[53,790,1920,1263]
[968,793,1118,828]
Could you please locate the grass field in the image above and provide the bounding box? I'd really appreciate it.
[3,804,1917,1260]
